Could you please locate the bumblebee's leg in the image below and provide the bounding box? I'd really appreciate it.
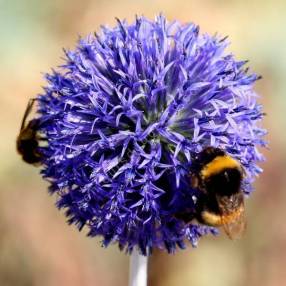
[175,212,195,223]
[190,174,199,189]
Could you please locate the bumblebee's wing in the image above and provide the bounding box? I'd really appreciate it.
[222,207,246,240]
[216,192,246,239]
[20,98,36,131]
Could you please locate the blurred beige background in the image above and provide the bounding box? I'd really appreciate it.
[0,0,284,285]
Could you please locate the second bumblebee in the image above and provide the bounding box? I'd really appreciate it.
[188,147,246,239]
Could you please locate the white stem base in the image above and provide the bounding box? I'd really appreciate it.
[129,249,148,286]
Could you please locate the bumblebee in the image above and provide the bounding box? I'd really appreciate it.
[16,99,43,165]
[179,147,246,239]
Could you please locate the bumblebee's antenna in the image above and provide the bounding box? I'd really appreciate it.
[20,98,36,131]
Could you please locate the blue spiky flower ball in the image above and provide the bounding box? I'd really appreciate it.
[37,15,266,255]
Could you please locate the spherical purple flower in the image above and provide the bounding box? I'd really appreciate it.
[37,15,266,255]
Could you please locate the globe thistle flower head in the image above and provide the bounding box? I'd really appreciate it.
[37,15,266,255]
